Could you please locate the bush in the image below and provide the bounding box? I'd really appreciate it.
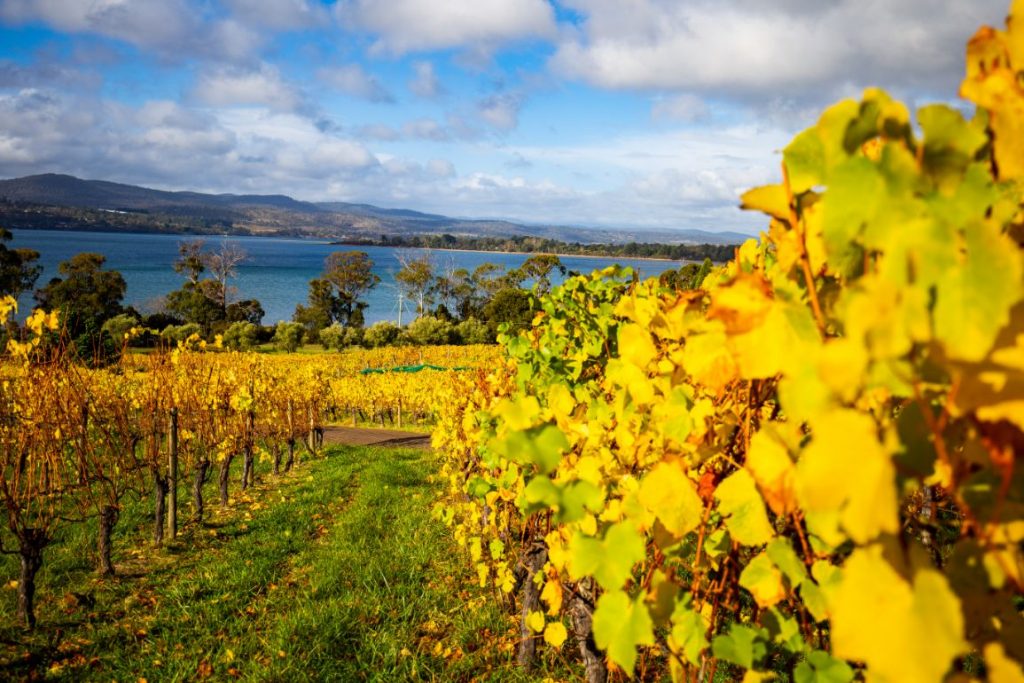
[342,326,364,348]
[160,323,202,345]
[454,317,492,345]
[363,321,401,348]
[101,313,141,347]
[404,316,454,346]
[319,323,344,351]
[273,321,304,352]
[222,321,260,351]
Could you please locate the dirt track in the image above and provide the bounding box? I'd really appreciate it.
[322,426,432,449]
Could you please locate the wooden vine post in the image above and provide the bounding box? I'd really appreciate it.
[167,407,178,539]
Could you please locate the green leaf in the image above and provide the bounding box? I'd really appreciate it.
[762,607,806,654]
[714,469,774,546]
[558,480,604,523]
[711,624,768,670]
[820,157,881,273]
[668,598,708,665]
[934,219,1024,362]
[567,522,645,591]
[784,129,826,194]
[766,537,807,588]
[739,552,786,608]
[497,423,569,474]
[592,590,654,676]
[794,650,855,683]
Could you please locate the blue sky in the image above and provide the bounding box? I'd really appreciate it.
[0,0,1010,236]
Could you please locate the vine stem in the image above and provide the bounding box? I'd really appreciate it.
[782,163,828,336]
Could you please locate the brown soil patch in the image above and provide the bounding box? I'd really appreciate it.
[322,426,432,449]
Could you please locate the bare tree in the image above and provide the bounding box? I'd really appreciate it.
[202,241,247,311]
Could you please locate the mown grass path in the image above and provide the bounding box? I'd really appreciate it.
[0,446,543,681]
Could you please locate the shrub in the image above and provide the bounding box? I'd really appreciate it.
[363,321,401,348]
[273,321,305,353]
[454,317,492,345]
[222,321,260,351]
[404,316,455,346]
[319,323,344,351]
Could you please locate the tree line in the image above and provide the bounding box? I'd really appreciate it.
[0,229,713,361]
[340,233,737,262]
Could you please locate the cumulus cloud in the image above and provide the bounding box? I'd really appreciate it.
[192,64,304,112]
[478,93,523,131]
[0,0,263,63]
[223,0,327,31]
[336,0,556,54]
[0,87,381,194]
[652,94,709,123]
[552,0,1008,100]
[408,61,443,98]
[317,64,393,103]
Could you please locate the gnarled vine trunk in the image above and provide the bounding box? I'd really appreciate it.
[569,577,607,683]
[517,540,549,671]
[18,528,48,629]
[97,505,119,576]
[193,458,210,523]
[219,454,234,508]
[152,472,168,546]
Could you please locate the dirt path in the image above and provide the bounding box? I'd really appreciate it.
[321,426,432,449]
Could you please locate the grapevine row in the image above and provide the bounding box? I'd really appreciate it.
[432,5,1024,682]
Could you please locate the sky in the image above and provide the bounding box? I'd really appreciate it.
[0,0,1012,236]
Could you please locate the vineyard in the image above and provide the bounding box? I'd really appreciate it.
[432,5,1024,683]
[4,3,1024,682]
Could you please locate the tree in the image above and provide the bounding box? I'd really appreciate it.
[164,284,224,333]
[395,252,435,317]
[512,254,565,295]
[293,279,340,340]
[226,299,264,325]
[482,287,535,338]
[0,228,41,298]
[173,239,205,285]
[323,251,379,327]
[35,253,125,338]
[272,321,304,352]
[202,241,246,312]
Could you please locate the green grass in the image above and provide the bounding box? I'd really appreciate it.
[0,446,548,681]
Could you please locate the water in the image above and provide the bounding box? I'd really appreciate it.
[8,229,687,325]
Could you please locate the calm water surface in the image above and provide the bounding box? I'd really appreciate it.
[9,229,686,325]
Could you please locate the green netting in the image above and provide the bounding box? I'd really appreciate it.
[359,364,473,375]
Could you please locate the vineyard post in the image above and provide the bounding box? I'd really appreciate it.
[397,398,403,428]
[168,408,178,539]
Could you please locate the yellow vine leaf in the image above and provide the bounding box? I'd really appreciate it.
[740,184,790,221]
[618,322,658,370]
[830,545,966,683]
[527,610,546,633]
[714,469,774,546]
[795,410,898,544]
[637,460,704,538]
[960,5,1024,180]
[738,552,786,608]
[544,622,568,649]
[985,642,1024,683]
[745,431,797,516]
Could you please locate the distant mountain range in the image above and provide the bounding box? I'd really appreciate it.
[0,173,750,246]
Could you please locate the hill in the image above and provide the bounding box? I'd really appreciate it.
[0,173,750,245]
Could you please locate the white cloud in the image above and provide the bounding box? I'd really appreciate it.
[0,0,263,62]
[408,61,442,98]
[652,94,708,123]
[317,64,393,103]
[337,0,556,54]
[478,93,523,131]
[223,0,327,30]
[192,64,303,112]
[552,0,1009,99]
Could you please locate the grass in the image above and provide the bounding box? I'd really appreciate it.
[0,445,549,681]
